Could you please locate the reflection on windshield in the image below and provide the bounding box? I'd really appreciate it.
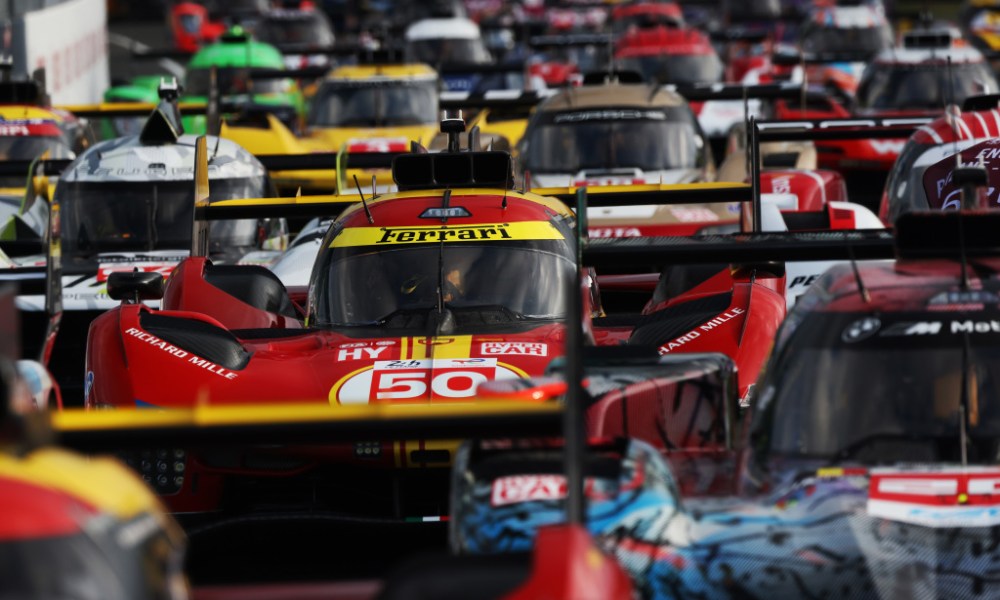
[760,311,1000,464]
[883,140,930,222]
[185,68,289,97]
[617,53,722,84]
[59,178,267,260]
[307,81,438,127]
[801,25,891,55]
[0,137,73,187]
[315,242,574,326]
[856,62,998,110]
[258,15,334,46]
[524,111,702,173]
[407,39,491,65]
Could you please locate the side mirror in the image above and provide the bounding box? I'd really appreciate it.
[107,271,164,303]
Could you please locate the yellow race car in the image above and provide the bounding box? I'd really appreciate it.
[223,61,442,194]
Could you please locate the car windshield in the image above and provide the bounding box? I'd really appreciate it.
[0,529,184,600]
[0,136,73,187]
[185,67,289,97]
[313,240,574,327]
[523,107,703,173]
[856,61,998,111]
[58,177,268,261]
[407,38,492,65]
[307,79,438,127]
[257,14,334,46]
[179,14,202,35]
[756,310,1000,466]
[540,45,609,74]
[617,53,722,84]
[801,24,892,56]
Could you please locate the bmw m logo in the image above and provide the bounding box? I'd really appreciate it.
[841,317,881,343]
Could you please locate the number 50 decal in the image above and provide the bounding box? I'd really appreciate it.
[375,369,490,400]
[330,358,524,404]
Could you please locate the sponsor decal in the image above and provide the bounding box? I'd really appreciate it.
[588,227,643,238]
[97,262,176,283]
[346,137,408,154]
[660,308,745,354]
[489,474,610,506]
[330,222,563,248]
[697,308,744,332]
[658,331,700,354]
[879,321,942,336]
[868,469,1000,528]
[553,109,667,123]
[923,140,1000,209]
[770,176,792,195]
[337,345,389,361]
[491,475,567,506]
[841,317,881,343]
[481,342,547,356]
[668,206,721,223]
[951,320,1000,333]
[869,140,905,155]
[573,176,645,187]
[928,290,998,306]
[0,119,60,137]
[0,125,29,136]
[875,320,1000,337]
[788,274,820,289]
[84,371,94,400]
[125,327,237,380]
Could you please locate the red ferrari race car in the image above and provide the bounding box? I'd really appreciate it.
[82,113,803,515]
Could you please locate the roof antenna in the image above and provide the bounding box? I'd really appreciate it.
[370,174,378,200]
[353,174,375,225]
[959,331,972,468]
[439,188,452,224]
[502,154,511,210]
[847,243,871,304]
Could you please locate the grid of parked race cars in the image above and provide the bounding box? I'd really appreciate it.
[7,0,1000,598]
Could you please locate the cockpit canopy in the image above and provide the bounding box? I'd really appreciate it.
[751,301,1000,479]
[309,219,576,330]
[520,105,705,174]
[856,60,998,111]
[59,177,271,262]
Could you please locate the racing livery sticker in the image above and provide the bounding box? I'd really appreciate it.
[868,468,1000,528]
[480,342,547,356]
[330,357,522,404]
[124,327,238,380]
[923,139,1000,210]
[330,222,564,247]
[96,262,177,283]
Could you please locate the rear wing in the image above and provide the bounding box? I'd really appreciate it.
[771,49,884,66]
[582,208,1000,272]
[583,229,895,272]
[439,83,822,112]
[751,116,932,143]
[50,400,563,452]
